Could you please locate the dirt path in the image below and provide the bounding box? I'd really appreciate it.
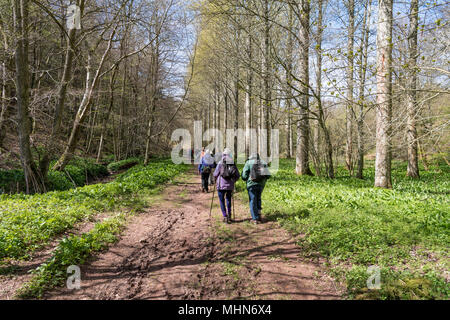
[43,168,343,300]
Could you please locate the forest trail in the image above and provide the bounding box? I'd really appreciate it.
[43,168,343,300]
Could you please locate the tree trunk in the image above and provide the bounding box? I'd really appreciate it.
[356,0,372,179]
[286,4,294,159]
[39,1,85,179]
[345,0,355,175]
[118,59,127,160]
[374,0,393,188]
[13,0,45,193]
[296,0,313,176]
[0,60,7,148]
[224,85,228,130]
[208,94,211,130]
[313,0,326,177]
[234,52,239,160]
[53,30,115,171]
[144,41,160,166]
[406,0,419,178]
[217,84,221,133]
[97,66,118,163]
[314,0,334,179]
[263,0,271,158]
[245,31,252,159]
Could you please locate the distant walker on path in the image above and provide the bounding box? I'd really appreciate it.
[198,149,215,193]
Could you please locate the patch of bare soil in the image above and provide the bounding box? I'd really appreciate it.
[42,168,343,300]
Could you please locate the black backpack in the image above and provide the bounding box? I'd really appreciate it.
[220,161,238,180]
[250,160,270,182]
[202,165,211,174]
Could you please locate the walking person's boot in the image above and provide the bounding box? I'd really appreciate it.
[257,210,263,223]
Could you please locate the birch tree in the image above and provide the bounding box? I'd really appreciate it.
[374,0,393,188]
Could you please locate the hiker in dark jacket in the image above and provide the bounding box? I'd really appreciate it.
[198,149,215,193]
[241,153,270,224]
[213,148,240,223]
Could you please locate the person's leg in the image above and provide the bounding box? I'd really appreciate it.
[201,173,209,192]
[247,187,258,221]
[256,185,263,221]
[209,171,213,185]
[217,190,227,218]
[225,190,232,219]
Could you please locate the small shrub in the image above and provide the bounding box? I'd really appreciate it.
[107,158,141,173]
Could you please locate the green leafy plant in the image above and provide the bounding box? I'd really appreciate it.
[17,214,126,299]
[257,159,449,300]
[0,158,188,260]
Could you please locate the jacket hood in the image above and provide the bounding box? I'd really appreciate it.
[222,154,234,164]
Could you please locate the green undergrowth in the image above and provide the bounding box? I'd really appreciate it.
[240,159,449,299]
[16,213,127,299]
[107,157,141,172]
[0,158,189,260]
[0,157,109,194]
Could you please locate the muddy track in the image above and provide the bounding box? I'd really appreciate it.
[42,168,343,300]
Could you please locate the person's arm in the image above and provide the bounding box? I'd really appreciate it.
[198,158,203,174]
[241,162,250,181]
[234,165,240,181]
[213,163,221,178]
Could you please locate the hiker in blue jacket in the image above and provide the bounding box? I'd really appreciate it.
[198,149,215,193]
[213,148,240,223]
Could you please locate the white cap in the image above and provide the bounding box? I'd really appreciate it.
[223,148,231,155]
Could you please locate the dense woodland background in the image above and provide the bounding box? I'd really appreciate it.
[0,0,448,193]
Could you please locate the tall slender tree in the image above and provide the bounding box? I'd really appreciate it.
[406,0,419,178]
[374,0,393,188]
[356,0,372,179]
[296,0,313,176]
[285,3,294,159]
[345,0,355,175]
[13,0,45,192]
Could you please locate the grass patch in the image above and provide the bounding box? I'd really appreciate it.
[0,159,189,260]
[260,159,449,300]
[16,214,127,299]
[214,219,235,242]
[222,261,240,280]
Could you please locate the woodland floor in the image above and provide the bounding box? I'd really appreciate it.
[1,168,344,300]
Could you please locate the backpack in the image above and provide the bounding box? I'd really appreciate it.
[250,160,270,182]
[220,161,238,180]
[202,165,211,174]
